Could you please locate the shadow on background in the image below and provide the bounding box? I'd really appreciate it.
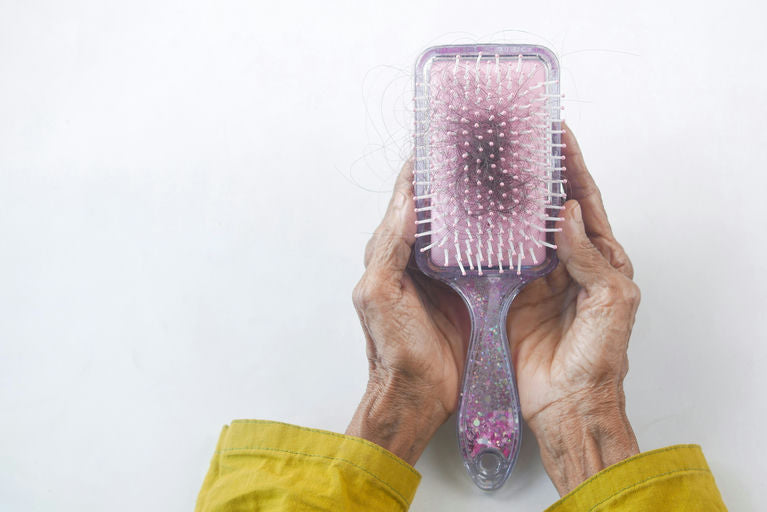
[418,416,547,500]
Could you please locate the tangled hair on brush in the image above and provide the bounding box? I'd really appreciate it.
[435,93,544,221]
[415,53,564,274]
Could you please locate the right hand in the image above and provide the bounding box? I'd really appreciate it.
[346,159,470,466]
[507,122,641,495]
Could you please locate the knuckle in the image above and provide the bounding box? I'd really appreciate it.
[602,275,641,308]
[625,280,641,306]
[608,243,635,280]
[352,273,388,311]
[620,257,635,280]
[594,236,635,279]
[352,278,371,310]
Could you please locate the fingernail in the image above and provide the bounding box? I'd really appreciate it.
[571,202,583,225]
[570,203,584,232]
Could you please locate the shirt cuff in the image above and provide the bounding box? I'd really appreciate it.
[201,419,421,511]
[544,444,727,511]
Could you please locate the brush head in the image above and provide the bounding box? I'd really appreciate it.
[414,45,564,279]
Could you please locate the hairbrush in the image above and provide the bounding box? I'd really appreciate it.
[413,44,564,490]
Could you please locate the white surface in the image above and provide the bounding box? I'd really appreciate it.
[1,1,765,510]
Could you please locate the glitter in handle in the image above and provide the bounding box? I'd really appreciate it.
[450,275,523,490]
[412,44,564,491]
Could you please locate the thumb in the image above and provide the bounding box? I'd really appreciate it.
[555,200,617,291]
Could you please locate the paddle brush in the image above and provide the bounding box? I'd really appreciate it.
[413,44,564,490]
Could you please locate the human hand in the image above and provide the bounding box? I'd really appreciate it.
[508,123,641,494]
[346,159,470,465]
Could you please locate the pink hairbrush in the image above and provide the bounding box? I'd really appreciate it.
[413,44,564,490]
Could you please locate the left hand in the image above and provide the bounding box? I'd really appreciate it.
[346,159,469,465]
[506,124,640,494]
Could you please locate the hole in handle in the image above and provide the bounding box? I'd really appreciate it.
[478,450,502,477]
[469,448,511,490]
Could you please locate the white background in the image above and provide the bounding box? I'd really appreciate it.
[1,1,765,510]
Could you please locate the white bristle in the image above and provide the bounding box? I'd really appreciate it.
[414,227,444,238]
[455,246,466,275]
[419,238,440,252]
[415,51,564,275]
[529,247,538,265]
[540,240,557,250]
[487,240,494,268]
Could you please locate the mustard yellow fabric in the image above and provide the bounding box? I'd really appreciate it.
[195,420,420,511]
[196,421,726,511]
[546,444,727,512]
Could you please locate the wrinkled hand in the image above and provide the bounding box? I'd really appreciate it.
[508,123,641,494]
[346,159,470,465]
[346,124,641,484]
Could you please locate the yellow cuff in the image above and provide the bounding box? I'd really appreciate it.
[545,444,727,511]
[196,420,421,511]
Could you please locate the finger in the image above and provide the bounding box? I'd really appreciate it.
[561,121,614,240]
[561,123,634,279]
[590,236,635,280]
[363,158,416,276]
[555,200,619,291]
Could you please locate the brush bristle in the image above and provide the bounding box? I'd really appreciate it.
[415,52,565,275]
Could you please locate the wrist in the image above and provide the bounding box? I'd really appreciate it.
[528,388,639,496]
[346,372,448,465]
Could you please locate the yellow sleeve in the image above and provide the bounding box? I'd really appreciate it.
[195,420,421,511]
[545,444,727,511]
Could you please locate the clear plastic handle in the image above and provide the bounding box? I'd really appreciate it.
[452,276,522,490]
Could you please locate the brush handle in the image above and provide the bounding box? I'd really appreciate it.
[453,276,522,491]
